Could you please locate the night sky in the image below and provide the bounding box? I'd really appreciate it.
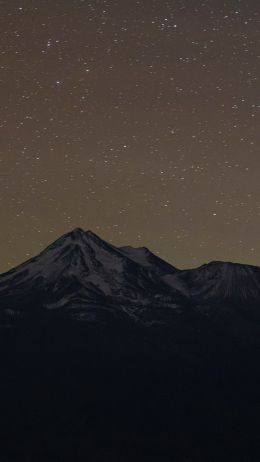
[0,0,259,272]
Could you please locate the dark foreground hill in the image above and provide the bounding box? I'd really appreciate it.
[0,228,260,461]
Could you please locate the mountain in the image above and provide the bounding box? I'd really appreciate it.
[1,227,260,355]
[164,260,260,304]
[1,229,260,461]
[1,228,259,324]
[0,228,187,327]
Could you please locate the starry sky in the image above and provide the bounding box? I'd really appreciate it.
[0,0,259,272]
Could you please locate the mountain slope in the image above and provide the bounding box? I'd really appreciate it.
[119,245,179,275]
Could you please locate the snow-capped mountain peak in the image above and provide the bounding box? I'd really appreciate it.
[0,229,186,315]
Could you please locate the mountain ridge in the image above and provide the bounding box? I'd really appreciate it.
[0,228,260,328]
[2,227,259,276]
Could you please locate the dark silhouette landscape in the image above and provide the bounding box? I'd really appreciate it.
[1,228,260,461]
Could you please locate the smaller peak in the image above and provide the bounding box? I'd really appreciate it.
[207,260,232,267]
[86,229,96,236]
[138,246,150,253]
[120,245,150,253]
[197,261,238,271]
[85,230,102,240]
